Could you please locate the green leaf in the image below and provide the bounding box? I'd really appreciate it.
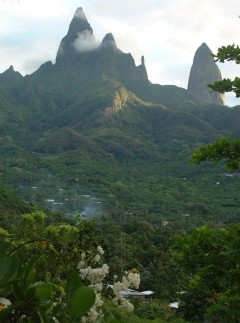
[26,286,36,300]
[0,241,11,254]
[23,256,38,286]
[12,282,22,299]
[26,269,37,286]
[35,283,53,301]
[66,269,83,307]
[0,283,13,297]
[70,286,96,319]
[0,255,19,282]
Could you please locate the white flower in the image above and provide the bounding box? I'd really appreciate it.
[77,260,85,269]
[89,282,103,292]
[119,297,134,312]
[0,298,11,307]
[127,272,140,289]
[97,246,104,255]
[93,254,101,263]
[81,293,103,322]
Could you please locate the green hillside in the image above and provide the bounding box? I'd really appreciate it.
[0,27,239,228]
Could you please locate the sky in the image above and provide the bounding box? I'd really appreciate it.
[0,0,239,106]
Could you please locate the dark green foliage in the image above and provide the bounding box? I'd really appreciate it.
[212,44,240,64]
[209,44,240,97]
[172,225,240,322]
[209,77,240,97]
[0,186,34,229]
[0,241,96,322]
[191,137,240,170]
[66,270,96,320]
[0,242,54,321]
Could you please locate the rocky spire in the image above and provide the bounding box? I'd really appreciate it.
[0,65,23,85]
[54,7,149,83]
[67,7,93,38]
[55,7,95,68]
[101,33,118,50]
[136,55,148,81]
[187,43,225,104]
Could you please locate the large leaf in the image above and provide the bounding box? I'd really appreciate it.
[35,283,53,301]
[66,269,83,307]
[23,256,39,286]
[0,283,13,297]
[0,241,11,254]
[26,269,37,287]
[0,255,19,282]
[70,286,96,319]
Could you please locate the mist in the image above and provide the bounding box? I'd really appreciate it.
[73,30,99,53]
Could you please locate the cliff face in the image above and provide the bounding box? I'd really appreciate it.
[55,7,96,68]
[187,43,225,104]
[55,8,148,83]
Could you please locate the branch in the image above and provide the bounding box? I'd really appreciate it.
[7,239,64,255]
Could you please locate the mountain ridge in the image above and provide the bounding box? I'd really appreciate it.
[0,7,237,154]
[0,8,240,219]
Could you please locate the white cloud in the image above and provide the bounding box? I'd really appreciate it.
[73,31,99,53]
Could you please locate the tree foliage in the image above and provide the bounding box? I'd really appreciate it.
[191,137,240,170]
[172,225,240,322]
[209,44,240,97]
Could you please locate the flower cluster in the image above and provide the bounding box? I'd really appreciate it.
[112,271,141,312]
[77,249,109,291]
[77,246,108,322]
[77,247,141,320]
[81,293,103,323]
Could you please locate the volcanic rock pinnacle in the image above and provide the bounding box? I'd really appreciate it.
[187,43,225,104]
[55,7,95,68]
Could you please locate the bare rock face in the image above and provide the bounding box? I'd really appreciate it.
[55,7,96,68]
[101,33,118,51]
[55,7,148,83]
[187,43,225,104]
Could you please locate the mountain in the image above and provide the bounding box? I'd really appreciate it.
[187,42,225,104]
[56,7,95,68]
[55,7,148,83]
[0,7,240,219]
[0,65,23,86]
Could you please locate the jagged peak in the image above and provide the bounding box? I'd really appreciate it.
[193,42,213,64]
[0,64,22,85]
[102,33,115,43]
[187,43,224,104]
[66,7,93,38]
[56,7,95,67]
[74,7,87,20]
[8,65,14,71]
[3,65,22,77]
[101,33,118,50]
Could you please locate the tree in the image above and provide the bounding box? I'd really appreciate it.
[192,137,240,170]
[209,44,240,97]
[192,44,240,170]
[172,225,240,322]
